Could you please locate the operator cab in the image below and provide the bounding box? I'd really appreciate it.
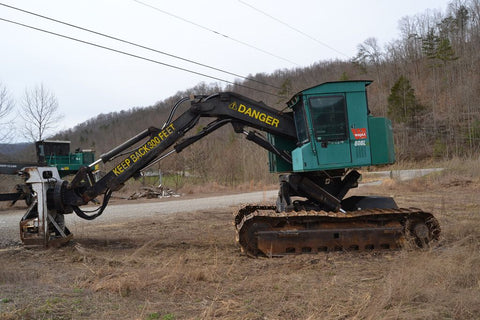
[269,80,395,173]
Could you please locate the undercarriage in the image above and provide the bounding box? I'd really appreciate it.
[235,171,441,257]
[235,205,440,257]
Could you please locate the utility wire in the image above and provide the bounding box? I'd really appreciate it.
[132,0,300,66]
[0,17,280,97]
[238,0,350,58]
[0,2,280,90]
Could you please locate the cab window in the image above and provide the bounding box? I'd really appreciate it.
[308,95,347,141]
[292,100,309,145]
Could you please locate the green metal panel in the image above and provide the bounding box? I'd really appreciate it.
[46,151,96,177]
[368,117,395,165]
[83,152,95,164]
[268,134,295,173]
[291,81,374,171]
[268,80,395,173]
[297,80,373,96]
[346,90,372,167]
[292,143,320,171]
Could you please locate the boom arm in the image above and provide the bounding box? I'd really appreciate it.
[61,92,297,217]
[18,81,441,254]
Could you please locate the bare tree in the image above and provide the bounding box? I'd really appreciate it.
[0,83,15,142]
[20,84,63,141]
[353,38,383,69]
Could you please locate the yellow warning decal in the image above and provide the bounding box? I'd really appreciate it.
[229,102,280,127]
[112,123,175,176]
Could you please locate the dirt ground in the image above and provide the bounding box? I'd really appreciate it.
[1,172,479,319]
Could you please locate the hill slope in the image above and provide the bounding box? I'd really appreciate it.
[47,0,480,186]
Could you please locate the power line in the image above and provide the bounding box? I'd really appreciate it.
[0,17,280,97]
[238,0,350,58]
[0,2,280,90]
[132,0,300,66]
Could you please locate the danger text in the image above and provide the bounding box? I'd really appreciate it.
[112,123,175,176]
[229,102,280,127]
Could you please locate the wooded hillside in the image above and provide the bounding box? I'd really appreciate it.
[52,0,480,186]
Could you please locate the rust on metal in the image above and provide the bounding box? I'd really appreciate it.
[234,205,441,257]
[20,217,73,248]
[19,167,74,248]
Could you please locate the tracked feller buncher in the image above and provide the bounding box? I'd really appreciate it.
[17,81,440,256]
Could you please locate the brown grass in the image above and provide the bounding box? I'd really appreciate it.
[1,160,480,319]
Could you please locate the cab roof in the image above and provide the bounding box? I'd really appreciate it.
[287,80,372,108]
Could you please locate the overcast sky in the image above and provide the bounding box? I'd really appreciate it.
[1,0,451,141]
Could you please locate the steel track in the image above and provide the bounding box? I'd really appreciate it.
[234,205,441,257]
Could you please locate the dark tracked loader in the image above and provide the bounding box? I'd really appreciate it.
[17,81,440,255]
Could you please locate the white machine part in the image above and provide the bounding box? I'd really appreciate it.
[20,167,72,247]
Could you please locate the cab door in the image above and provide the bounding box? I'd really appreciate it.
[307,94,352,167]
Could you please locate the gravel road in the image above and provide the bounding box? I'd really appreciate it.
[0,168,442,247]
[0,190,278,246]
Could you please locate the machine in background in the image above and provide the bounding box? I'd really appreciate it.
[0,140,96,205]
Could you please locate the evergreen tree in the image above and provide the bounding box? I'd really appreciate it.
[339,72,350,81]
[436,37,458,65]
[421,28,440,62]
[421,28,457,65]
[387,76,424,124]
[277,78,292,105]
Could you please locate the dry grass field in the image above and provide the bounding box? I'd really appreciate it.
[1,161,479,319]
